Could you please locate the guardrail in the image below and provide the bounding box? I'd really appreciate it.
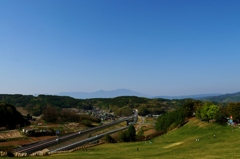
[50,126,129,152]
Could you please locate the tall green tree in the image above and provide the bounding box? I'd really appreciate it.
[207,105,220,120]
[128,124,136,141]
[227,102,240,120]
[200,102,213,119]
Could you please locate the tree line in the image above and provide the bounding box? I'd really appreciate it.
[42,106,101,126]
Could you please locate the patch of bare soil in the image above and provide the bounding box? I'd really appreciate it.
[0,136,55,147]
[0,139,31,146]
[16,107,29,115]
[0,130,23,139]
[29,136,55,142]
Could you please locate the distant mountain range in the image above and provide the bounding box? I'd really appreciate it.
[200,92,240,103]
[58,89,150,99]
[58,89,238,101]
[159,92,240,102]
[58,89,240,102]
[155,93,222,100]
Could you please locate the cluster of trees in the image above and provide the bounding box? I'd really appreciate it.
[155,100,240,134]
[224,102,240,120]
[118,125,136,142]
[0,102,29,129]
[155,108,186,132]
[119,125,136,142]
[155,100,201,133]
[195,102,240,123]
[195,102,221,121]
[103,125,137,143]
[42,106,101,125]
[0,94,90,116]
[114,106,133,116]
[0,94,183,117]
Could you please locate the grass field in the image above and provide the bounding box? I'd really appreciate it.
[5,118,240,159]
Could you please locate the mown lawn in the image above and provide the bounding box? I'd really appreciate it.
[5,118,240,159]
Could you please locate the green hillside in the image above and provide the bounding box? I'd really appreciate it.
[202,92,240,103]
[10,118,240,159]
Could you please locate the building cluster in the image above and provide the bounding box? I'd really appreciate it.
[65,107,117,121]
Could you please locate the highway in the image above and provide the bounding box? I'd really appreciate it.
[12,113,136,154]
[50,126,129,152]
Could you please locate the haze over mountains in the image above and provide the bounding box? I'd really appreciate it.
[58,89,223,100]
[58,89,149,99]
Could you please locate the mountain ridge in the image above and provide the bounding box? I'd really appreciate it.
[201,92,240,102]
[155,93,222,100]
[58,89,227,100]
[58,89,150,99]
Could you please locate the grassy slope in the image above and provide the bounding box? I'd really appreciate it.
[6,118,240,159]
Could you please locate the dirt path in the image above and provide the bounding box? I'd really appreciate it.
[136,116,145,133]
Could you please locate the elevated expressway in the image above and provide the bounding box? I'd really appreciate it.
[12,110,138,155]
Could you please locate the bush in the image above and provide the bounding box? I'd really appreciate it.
[81,119,92,126]
[118,131,129,142]
[118,125,136,142]
[104,134,116,143]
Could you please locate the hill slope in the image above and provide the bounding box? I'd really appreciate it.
[202,92,240,102]
[20,118,240,159]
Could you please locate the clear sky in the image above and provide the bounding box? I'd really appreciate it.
[0,0,240,96]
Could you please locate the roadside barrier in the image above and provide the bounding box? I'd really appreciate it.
[12,141,106,157]
[48,141,105,155]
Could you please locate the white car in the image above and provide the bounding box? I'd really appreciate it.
[78,131,81,134]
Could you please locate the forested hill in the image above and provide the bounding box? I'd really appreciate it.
[0,94,85,116]
[201,92,240,103]
[0,102,27,129]
[0,94,194,116]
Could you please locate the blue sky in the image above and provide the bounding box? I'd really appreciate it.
[0,0,240,96]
